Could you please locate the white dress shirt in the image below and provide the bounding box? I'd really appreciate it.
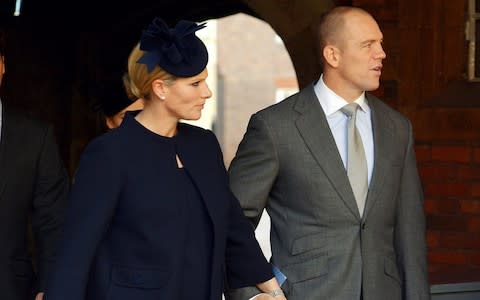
[313,75,374,184]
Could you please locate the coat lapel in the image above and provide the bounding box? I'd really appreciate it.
[174,128,222,229]
[362,95,395,220]
[294,85,361,219]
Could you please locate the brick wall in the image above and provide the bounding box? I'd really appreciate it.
[354,0,480,284]
[418,144,480,283]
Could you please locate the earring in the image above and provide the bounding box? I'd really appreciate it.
[160,95,165,100]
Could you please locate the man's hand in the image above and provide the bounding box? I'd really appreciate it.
[35,292,44,300]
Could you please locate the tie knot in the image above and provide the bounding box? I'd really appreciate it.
[340,103,359,117]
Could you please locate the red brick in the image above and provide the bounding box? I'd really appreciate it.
[420,165,480,182]
[424,183,470,197]
[425,199,459,214]
[436,200,460,214]
[468,216,480,232]
[429,266,480,284]
[458,166,480,181]
[418,165,457,182]
[473,184,480,197]
[460,200,480,214]
[427,215,469,231]
[418,166,435,182]
[439,232,480,249]
[474,147,480,163]
[415,145,431,162]
[431,146,472,163]
[426,231,440,248]
[471,252,480,265]
[424,199,437,214]
[428,250,469,265]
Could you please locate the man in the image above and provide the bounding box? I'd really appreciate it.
[0,30,69,300]
[228,6,429,300]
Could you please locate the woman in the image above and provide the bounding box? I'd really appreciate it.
[93,74,145,130]
[46,18,285,300]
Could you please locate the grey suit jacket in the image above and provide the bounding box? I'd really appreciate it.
[227,84,430,300]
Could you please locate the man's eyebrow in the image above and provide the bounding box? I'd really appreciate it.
[360,38,382,45]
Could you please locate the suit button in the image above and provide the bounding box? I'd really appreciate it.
[361,223,366,230]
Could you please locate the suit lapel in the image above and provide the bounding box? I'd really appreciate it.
[294,85,361,219]
[362,95,394,220]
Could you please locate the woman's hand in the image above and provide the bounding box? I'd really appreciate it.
[255,276,287,299]
[254,293,287,299]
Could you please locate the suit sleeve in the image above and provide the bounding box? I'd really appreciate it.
[46,140,121,300]
[31,125,70,292]
[228,113,279,227]
[395,120,430,299]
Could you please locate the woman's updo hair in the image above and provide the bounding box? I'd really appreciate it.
[127,43,175,100]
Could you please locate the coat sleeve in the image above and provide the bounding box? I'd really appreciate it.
[205,131,273,289]
[223,115,279,297]
[46,139,121,300]
[31,125,70,292]
[395,120,430,299]
[224,188,273,288]
[228,113,279,227]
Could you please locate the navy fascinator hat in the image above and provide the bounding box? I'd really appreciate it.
[137,18,208,77]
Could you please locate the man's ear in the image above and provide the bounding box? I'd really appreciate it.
[323,45,340,68]
[151,79,168,100]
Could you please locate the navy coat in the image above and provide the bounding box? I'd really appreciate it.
[46,113,272,300]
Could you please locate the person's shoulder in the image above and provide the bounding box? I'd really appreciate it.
[4,108,50,132]
[367,93,410,122]
[86,127,123,150]
[367,93,414,137]
[255,83,315,119]
[178,122,211,137]
[178,122,219,147]
[258,90,299,114]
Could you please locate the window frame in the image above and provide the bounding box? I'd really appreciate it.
[467,0,480,81]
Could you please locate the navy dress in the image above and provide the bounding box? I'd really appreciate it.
[46,112,272,300]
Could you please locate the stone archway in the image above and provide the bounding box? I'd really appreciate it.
[0,0,337,171]
[243,0,335,87]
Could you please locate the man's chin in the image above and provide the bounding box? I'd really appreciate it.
[365,82,380,92]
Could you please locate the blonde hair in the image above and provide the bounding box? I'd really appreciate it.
[127,43,176,100]
[121,73,135,100]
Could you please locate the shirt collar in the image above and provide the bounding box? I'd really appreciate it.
[314,74,368,116]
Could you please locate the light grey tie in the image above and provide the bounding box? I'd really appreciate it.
[341,103,368,216]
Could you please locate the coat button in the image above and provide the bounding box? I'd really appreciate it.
[361,223,366,230]
[133,274,143,284]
